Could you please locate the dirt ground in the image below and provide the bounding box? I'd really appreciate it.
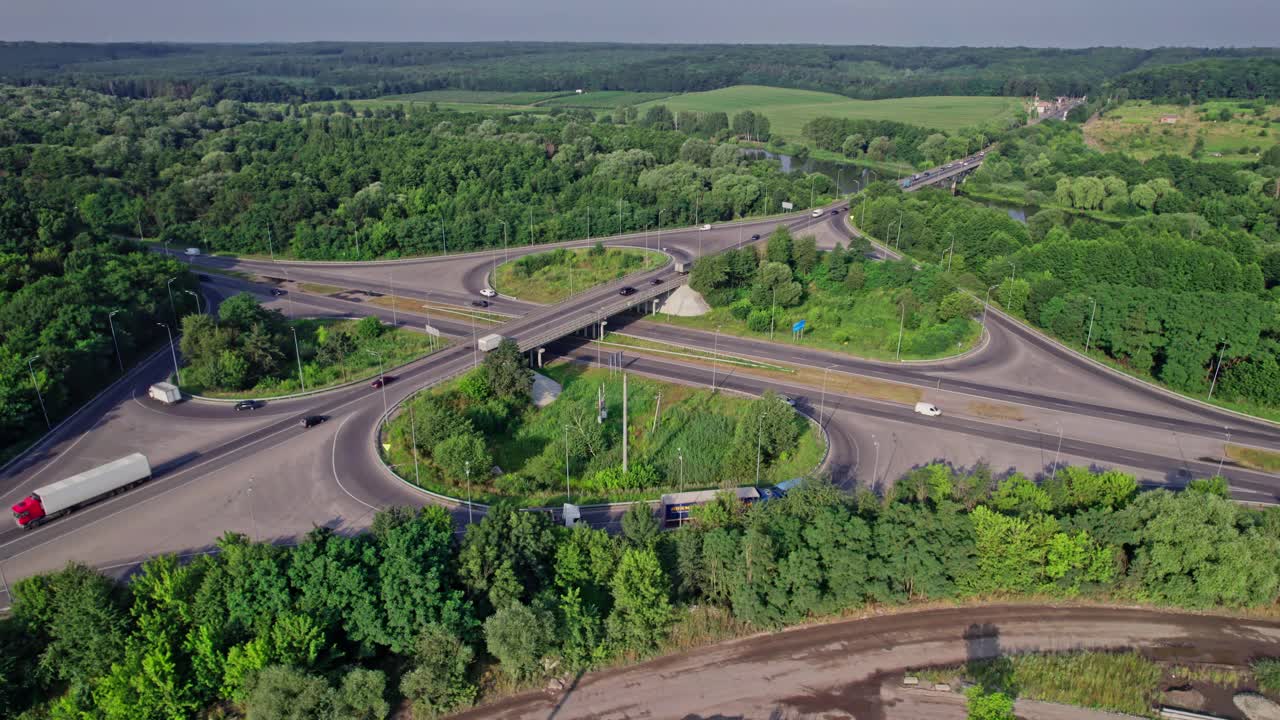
[449,605,1280,720]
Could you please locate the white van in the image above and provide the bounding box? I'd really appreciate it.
[811,209,823,218]
[914,402,942,417]
[184,247,201,256]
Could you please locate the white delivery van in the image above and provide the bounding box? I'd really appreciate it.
[913,402,942,417]
[148,382,182,404]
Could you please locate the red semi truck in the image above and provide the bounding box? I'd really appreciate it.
[10,453,152,529]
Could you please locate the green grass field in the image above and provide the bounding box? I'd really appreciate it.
[1085,99,1278,161]
[368,88,672,112]
[383,364,826,507]
[664,286,982,362]
[638,85,1024,139]
[493,246,665,303]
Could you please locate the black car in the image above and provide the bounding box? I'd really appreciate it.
[197,274,212,282]
[649,277,663,285]
[750,234,761,241]
[618,286,636,296]
[831,209,839,215]
[234,400,262,411]
[471,300,489,307]
[300,415,326,428]
[270,288,287,296]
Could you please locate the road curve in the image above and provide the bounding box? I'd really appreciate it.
[451,604,1280,720]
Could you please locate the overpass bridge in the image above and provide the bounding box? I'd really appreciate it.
[901,97,1087,193]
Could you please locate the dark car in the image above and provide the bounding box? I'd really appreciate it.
[831,209,839,215]
[300,415,326,428]
[197,274,212,282]
[750,234,761,241]
[471,300,489,308]
[371,376,396,389]
[649,277,663,285]
[234,400,262,411]
[270,288,287,296]
[618,286,636,296]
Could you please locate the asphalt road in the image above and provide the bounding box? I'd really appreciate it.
[5,201,1280,604]
[450,604,1280,719]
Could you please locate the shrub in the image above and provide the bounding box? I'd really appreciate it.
[729,298,753,320]
[746,309,772,332]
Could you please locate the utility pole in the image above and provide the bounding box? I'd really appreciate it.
[184,289,202,315]
[678,447,684,491]
[1217,428,1232,477]
[622,372,629,473]
[618,198,623,236]
[770,286,777,340]
[410,400,420,486]
[292,326,305,391]
[982,285,999,328]
[564,424,571,502]
[107,310,124,373]
[267,227,276,262]
[895,213,903,249]
[25,355,50,429]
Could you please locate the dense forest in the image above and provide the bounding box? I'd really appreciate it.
[0,85,832,261]
[3,42,1278,103]
[1108,57,1280,103]
[850,120,1280,410]
[1,466,1268,719]
[0,173,195,458]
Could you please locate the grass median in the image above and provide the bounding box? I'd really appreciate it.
[493,245,665,303]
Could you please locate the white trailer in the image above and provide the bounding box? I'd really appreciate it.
[477,333,504,352]
[148,382,182,404]
[10,453,152,528]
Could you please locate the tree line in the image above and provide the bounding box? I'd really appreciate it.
[4,42,1278,104]
[2,464,1269,719]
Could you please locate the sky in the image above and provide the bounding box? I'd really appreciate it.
[2,0,1277,47]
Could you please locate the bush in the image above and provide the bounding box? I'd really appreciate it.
[1253,658,1280,694]
[746,309,772,332]
[729,298,754,320]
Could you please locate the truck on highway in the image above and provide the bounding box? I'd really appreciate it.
[674,261,689,273]
[148,382,182,404]
[10,453,153,529]
[477,333,505,352]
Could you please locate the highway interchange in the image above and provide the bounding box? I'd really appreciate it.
[4,182,1280,717]
[4,200,1280,605]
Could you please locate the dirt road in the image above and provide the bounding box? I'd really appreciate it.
[451,605,1280,720]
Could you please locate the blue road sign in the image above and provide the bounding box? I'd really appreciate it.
[792,319,806,333]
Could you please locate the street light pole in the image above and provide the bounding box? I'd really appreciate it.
[1085,298,1098,355]
[678,447,684,492]
[465,461,473,524]
[166,276,178,326]
[25,355,50,429]
[873,438,880,488]
[291,326,304,391]
[500,220,510,265]
[156,323,181,385]
[184,289,202,315]
[895,303,906,361]
[1208,340,1229,400]
[107,310,124,373]
[564,424,571,502]
[982,285,999,328]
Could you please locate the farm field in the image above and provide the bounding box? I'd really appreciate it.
[367,88,673,111]
[637,85,1025,138]
[1084,99,1279,161]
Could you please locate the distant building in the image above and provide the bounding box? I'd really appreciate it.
[1032,95,1055,116]
[1159,115,1179,124]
